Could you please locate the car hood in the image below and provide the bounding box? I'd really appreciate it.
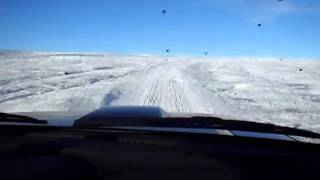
[7,110,320,144]
[12,111,85,126]
[12,110,235,127]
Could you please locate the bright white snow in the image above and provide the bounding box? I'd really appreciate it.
[0,51,320,133]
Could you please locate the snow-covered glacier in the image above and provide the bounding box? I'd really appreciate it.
[1,51,320,133]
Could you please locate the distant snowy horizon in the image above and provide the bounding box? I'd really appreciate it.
[0,49,317,61]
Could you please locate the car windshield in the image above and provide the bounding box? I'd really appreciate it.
[0,0,319,134]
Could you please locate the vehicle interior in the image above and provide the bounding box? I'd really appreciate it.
[1,0,320,179]
[0,107,319,180]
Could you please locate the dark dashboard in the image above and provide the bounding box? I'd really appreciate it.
[0,124,319,180]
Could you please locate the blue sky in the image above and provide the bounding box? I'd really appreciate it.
[1,0,320,58]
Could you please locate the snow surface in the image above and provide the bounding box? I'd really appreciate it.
[1,51,320,133]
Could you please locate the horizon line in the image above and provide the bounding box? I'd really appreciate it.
[0,48,319,60]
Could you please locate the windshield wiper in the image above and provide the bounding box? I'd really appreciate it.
[0,112,47,124]
[189,116,320,139]
[74,115,320,139]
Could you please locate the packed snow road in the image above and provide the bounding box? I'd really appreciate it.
[1,51,320,133]
[113,61,197,112]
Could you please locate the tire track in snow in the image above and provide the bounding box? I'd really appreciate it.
[114,61,196,112]
[143,63,194,112]
[168,80,194,112]
[142,78,161,106]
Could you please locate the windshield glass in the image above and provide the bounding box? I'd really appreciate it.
[0,0,319,133]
